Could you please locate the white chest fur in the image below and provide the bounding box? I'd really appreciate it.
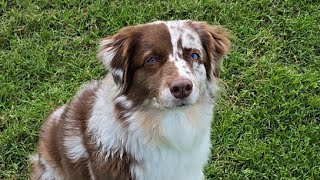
[129,104,213,180]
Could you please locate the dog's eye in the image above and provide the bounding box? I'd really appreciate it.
[146,57,158,64]
[190,53,200,60]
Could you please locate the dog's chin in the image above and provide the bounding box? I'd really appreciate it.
[157,99,197,110]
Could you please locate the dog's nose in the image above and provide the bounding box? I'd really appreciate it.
[169,79,193,99]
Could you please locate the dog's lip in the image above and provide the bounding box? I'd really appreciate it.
[157,97,195,109]
[177,103,187,107]
[171,101,192,108]
[158,102,191,110]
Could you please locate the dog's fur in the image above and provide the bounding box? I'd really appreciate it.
[30,20,230,180]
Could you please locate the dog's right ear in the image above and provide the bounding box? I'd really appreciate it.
[97,27,138,93]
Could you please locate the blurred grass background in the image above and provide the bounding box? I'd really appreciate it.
[0,0,319,179]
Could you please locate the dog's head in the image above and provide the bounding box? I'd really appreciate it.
[98,20,230,109]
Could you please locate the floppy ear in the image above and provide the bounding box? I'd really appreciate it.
[191,22,231,78]
[97,27,137,93]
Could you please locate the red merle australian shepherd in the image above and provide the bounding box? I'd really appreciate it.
[30,20,231,180]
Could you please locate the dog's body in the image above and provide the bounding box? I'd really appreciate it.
[31,20,230,180]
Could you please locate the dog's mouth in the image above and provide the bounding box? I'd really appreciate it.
[175,102,189,107]
[167,99,195,109]
[152,98,193,109]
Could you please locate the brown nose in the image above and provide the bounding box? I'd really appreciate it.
[169,79,193,99]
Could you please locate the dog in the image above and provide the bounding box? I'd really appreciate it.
[30,20,230,180]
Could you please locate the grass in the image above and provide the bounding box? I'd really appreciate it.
[0,0,319,179]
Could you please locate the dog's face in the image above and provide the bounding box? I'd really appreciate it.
[98,20,230,109]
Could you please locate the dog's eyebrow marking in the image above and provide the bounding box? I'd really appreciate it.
[176,38,183,59]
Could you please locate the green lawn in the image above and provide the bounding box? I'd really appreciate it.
[1,0,319,179]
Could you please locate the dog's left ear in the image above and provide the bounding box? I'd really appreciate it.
[97,26,138,93]
[190,21,231,78]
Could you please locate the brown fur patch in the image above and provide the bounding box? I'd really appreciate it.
[32,81,137,179]
[86,146,137,180]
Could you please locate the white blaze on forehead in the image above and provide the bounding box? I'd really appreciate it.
[165,21,184,60]
[165,20,203,54]
[181,29,202,50]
